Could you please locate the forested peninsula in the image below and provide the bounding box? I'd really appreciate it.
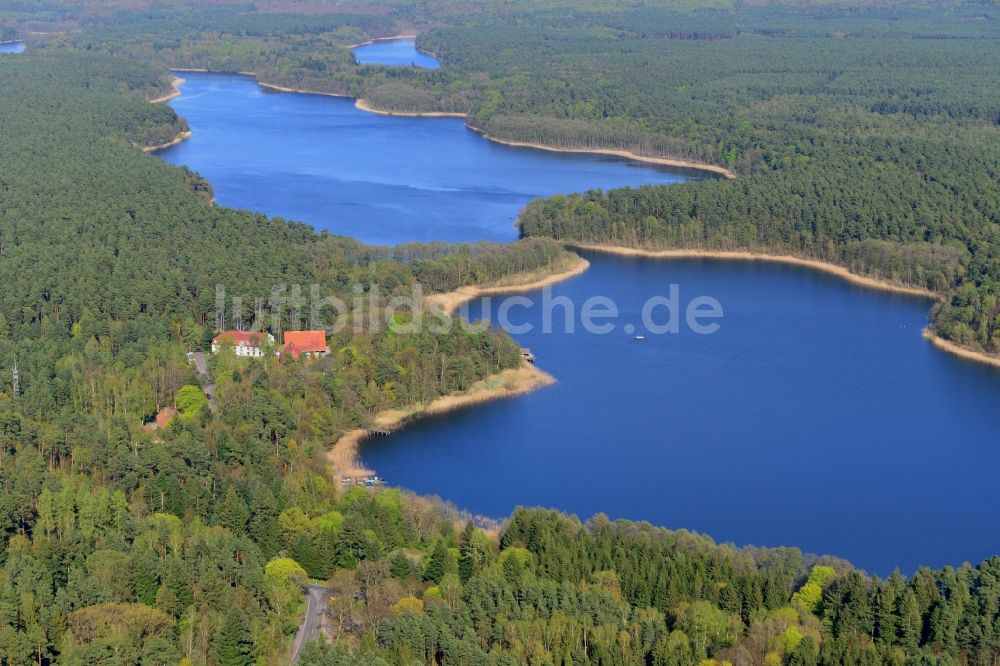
[20,0,1000,362]
[2,1,1000,665]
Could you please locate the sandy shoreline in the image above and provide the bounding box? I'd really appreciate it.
[923,330,1000,369]
[142,130,191,153]
[570,243,939,299]
[148,76,185,104]
[468,127,737,179]
[348,33,418,49]
[426,255,591,316]
[259,81,353,98]
[354,98,466,118]
[329,362,555,482]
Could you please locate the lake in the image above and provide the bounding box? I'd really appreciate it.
[158,73,693,244]
[155,68,1000,574]
[365,253,1000,574]
[353,37,440,69]
[0,41,24,54]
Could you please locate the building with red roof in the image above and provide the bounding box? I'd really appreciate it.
[211,331,275,357]
[283,330,329,359]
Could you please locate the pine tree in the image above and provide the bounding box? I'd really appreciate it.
[424,539,449,583]
[390,552,414,580]
[459,522,494,584]
[218,486,249,534]
[215,607,255,666]
[132,552,159,606]
[897,589,922,650]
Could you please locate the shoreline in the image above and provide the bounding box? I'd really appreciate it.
[923,330,1000,370]
[259,81,353,98]
[142,130,191,153]
[148,75,185,104]
[160,66,732,179]
[329,362,555,482]
[354,98,466,118]
[467,126,737,179]
[347,33,418,49]
[426,254,591,316]
[569,243,940,299]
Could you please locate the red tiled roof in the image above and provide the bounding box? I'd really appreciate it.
[155,406,176,428]
[213,331,270,347]
[283,330,327,358]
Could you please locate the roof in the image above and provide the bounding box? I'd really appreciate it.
[155,406,176,429]
[212,331,272,347]
[283,330,327,358]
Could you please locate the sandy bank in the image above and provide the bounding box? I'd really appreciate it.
[348,34,418,49]
[570,243,939,299]
[467,127,737,179]
[149,76,184,104]
[259,81,352,98]
[142,130,191,153]
[354,98,466,118]
[923,330,1000,370]
[426,254,591,316]
[328,362,555,482]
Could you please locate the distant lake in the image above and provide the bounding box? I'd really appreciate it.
[155,67,1000,574]
[157,73,695,244]
[352,37,440,69]
[0,41,24,54]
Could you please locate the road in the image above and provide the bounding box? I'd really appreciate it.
[187,352,216,410]
[289,585,331,663]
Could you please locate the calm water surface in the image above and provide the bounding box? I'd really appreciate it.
[353,37,440,69]
[158,73,693,244]
[155,68,1000,574]
[364,254,1000,573]
[0,41,24,54]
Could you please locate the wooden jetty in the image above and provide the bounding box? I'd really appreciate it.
[368,427,393,436]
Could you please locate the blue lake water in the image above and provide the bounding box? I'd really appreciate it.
[154,69,1000,574]
[0,41,24,54]
[158,73,693,244]
[352,37,440,69]
[365,255,1000,574]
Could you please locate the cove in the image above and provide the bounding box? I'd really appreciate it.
[157,73,694,244]
[152,69,1000,574]
[363,254,1000,574]
[352,37,440,69]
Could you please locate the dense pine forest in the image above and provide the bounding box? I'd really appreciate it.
[2,1,1000,665]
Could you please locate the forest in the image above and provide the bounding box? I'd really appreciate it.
[2,1,1000,665]
[10,0,1000,352]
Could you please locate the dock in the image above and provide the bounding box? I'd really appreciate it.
[368,427,393,436]
[520,348,535,363]
[341,475,385,487]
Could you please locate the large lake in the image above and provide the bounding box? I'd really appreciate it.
[158,73,692,244]
[156,63,1000,574]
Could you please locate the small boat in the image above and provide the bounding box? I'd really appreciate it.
[635,335,645,341]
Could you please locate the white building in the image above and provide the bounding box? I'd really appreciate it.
[210,331,275,357]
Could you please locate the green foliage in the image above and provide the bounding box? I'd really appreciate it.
[174,384,208,423]
[215,608,256,666]
[2,3,1000,665]
[793,565,837,613]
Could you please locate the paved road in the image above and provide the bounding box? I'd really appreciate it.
[189,351,208,376]
[290,585,330,663]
